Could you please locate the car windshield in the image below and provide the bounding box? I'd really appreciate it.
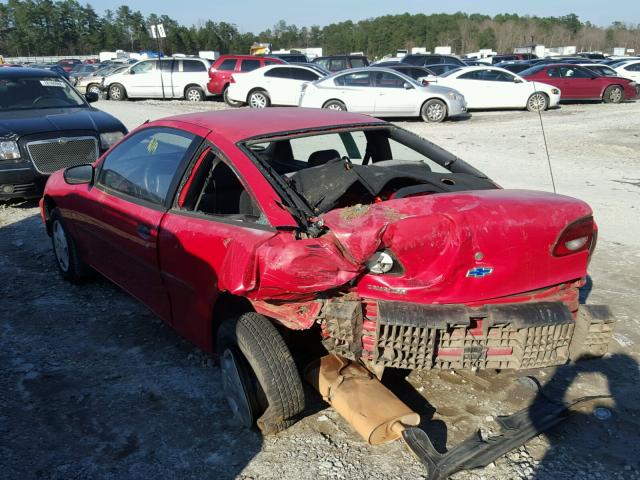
[0,76,85,110]
[243,127,493,214]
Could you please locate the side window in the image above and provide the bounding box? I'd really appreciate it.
[265,67,291,79]
[569,68,592,78]
[240,59,261,72]
[349,57,366,68]
[291,68,319,81]
[98,128,196,205]
[182,151,264,221]
[626,63,640,71]
[216,59,237,71]
[183,60,207,72]
[459,71,482,80]
[374,71,406,88]
[315,58,330,68]
[131,61,155,74]
[330,58,347,70]
[158,60,172,72]
[334,72,371,87]
[547,68,561,78]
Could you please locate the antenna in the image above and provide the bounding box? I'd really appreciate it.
[531,80,557,193]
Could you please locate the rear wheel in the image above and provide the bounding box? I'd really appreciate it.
[526,92,549,112]
[421,99,447,123]
[247,89,271,108]
[322,99,346,111]
[185,86,205,102]
[108,83,126,101]
[223,86,243,107]
[216,313,305,434]
[50,209,91,284]
[603,85,623,104]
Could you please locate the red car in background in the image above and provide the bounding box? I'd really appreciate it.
[521,63,637,102]
[40,108,614,437]
[57,58,82,72]
[207,54,284,106]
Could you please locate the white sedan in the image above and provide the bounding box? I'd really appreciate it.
[298,67,467,123]
[425,66,561,112]
[226,64,326,108]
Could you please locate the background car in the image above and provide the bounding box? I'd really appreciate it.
[578,63,621,77]
[520,63,637,103]
[105,57,213,102]
[68,64,98,85]
[227,64,327,108]
[75,64,128,96]
[425,66,560,112]
[374,64,435,84]
[613,60,640,83]
[299,67,466,122]
[0,68,126,199]
[425,63,464,76]
[57,58,82,72]
[207,55,284,106]
[401,54,465,67]
[312,55,369,72]
[494,61,533,75]
[270,53,309,63]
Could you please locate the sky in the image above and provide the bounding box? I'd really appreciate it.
[92,0,639,32]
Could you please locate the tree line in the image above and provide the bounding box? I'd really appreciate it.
[1,1,639,58]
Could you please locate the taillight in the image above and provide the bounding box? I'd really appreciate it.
[552,216,595,257]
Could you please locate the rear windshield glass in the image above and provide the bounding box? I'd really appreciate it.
[0,76,85,110]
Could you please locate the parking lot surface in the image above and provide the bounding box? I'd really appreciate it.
[1,100,639,479]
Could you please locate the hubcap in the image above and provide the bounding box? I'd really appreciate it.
[610,88,622,102]
[250,93,267,108]
[52,221,70,272]
[89,86,100,94]
[110,87,120,99]
[187,90,201,101]
[220,348,254,427]
[326,103,343,111]
[427,103,444,121]
[529,94,546,111]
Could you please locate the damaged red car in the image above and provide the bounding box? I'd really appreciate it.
[40,108,615,438]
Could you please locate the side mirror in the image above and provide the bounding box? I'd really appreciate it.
[85,91,99,103]
[403,81,413,90]
[63,164,94,185]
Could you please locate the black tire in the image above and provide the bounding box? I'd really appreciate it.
[526,92,549,112]
[185,85,205,102]
[50,209,91,284]
[108,83,126,101]
[421,98,447,123]
[216,312,305,435]
[223,86,243,107]
[603,85,623,104]
[87,84,102,97]
[247,89,271,108]
[322,99,347,111]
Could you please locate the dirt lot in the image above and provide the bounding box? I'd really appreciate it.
[1,99,639,480]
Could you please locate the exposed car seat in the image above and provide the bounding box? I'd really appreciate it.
[308,149,341,167]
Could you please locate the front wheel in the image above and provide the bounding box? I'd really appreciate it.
[526,92,549,112]
[421,99,447,123]
[50,209,91,284]
[603,85,623,104]
[322,99,347,111]
[216,313,305,434]
[248,89,271,108]
[223,86,243,107]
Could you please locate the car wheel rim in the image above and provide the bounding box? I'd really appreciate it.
[187,90,201,101]
[327,103,343,111]
[89,86,100,94]
[427,103,444,121]
[221,348,254,427]
[250,93,267,108]
[110,88,120,100]
[52,221,70,272]
[610,88,622,102]
[529,94,546,111]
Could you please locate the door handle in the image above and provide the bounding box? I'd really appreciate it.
[137,223,151,239]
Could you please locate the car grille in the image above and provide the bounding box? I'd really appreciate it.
[26,136,98,174]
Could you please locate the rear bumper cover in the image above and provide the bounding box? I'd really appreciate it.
[323,300,616,371]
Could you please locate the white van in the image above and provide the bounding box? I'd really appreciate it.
[104,57,212,102]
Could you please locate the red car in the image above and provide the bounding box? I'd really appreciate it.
[57,58,82,72]
[206,54,284,106]
[40,108,614,435]
[521,63,637,102]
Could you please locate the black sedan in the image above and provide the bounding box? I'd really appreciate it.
[0,68,127,199]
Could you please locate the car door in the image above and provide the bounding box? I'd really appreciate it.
[371,71,417,115]
[288,67,321,105]
[559,66,593,98]
[84,126,203,321]
[126,60,160,97]
[331,71,375,112]
[172,59,208,98]
[453,70,487,108]
[262,67,298,105]
[157,147,276,350]
[482,69,526,107]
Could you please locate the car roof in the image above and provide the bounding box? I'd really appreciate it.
[0,67,64,78]
[162,107,386,143]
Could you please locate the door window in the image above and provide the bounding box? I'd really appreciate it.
[625,63,640,71]
[559,67,592,78]
[240,59,261,72]
[217,59,237,71]
[329,58,347,70]
[183,60,207,72]
[131,61,155,74]
[98,128,197,205]
[334,71,371,86]
[158,60,173,72]
[265,67,292,79]
[373,71,406,88]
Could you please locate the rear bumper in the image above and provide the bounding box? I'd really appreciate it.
[323,300,616,371]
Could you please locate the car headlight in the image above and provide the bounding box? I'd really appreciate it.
[366,251,395,274]
[551,88,560,95]
[0,140,21,160]
[447,91,457,100]
[100,131,125,150]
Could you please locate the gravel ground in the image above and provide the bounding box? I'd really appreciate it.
[1,98,639,480]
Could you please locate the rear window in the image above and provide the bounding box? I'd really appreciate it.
[217,59,237,71]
